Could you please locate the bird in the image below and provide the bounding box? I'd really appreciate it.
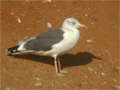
[7,17,87,76]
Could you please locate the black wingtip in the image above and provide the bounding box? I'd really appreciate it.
[7,48,13,56]
[7,45,19,56]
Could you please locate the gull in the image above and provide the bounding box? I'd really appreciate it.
[7,17,87,76]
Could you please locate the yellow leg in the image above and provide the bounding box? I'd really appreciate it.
[54,59,58,73]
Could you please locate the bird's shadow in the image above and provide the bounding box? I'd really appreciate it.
[12,52,102,68]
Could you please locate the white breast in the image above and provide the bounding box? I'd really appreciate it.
[45,29,80,56]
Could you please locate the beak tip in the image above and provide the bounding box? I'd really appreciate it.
[79,24,87,29]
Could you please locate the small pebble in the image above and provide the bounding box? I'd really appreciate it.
[47,0,52,2]
[112,78,117,82]
[35,77,40,80]
[47,22,52,28]
[101,72,105,76]
[43,0,52,3]
[84,14,88,17]
[10,12,14,15]
[34,82,42,87]
[91,22,94,24]
[17,17,22,23]
[88,67,94,72]
[86,39,93,43]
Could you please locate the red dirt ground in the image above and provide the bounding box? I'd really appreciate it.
[1,0,119,89]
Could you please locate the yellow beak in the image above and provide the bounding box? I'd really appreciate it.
[79,24,87,29]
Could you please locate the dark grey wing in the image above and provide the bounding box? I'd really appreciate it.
[24,29,64,51]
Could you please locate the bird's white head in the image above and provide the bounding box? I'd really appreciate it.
[62,17,87,30]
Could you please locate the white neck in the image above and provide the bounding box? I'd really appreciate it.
[61,25,78,32]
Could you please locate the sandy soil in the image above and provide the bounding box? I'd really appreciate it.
[1,0,119,89]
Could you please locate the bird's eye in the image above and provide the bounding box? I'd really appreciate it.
[68,21,76,25]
